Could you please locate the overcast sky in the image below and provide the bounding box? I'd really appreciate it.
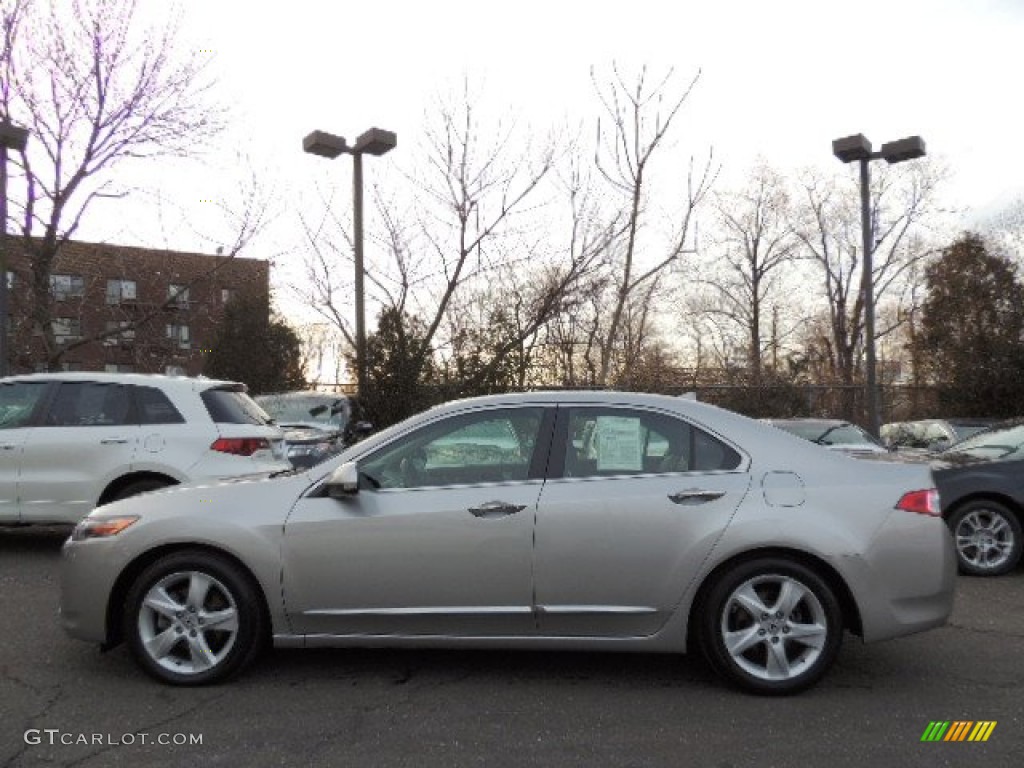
[85,0,1024,269]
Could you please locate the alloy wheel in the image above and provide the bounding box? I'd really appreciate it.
[136,570,240,676]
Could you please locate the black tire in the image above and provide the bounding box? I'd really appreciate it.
[698,558,843,695]
[947,500,1023,577]
[111,478,174,503]
[123,550,265,685]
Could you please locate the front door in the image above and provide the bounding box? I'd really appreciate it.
[18,381,139,523]
[282,406,553,637]
[0,381,50,523]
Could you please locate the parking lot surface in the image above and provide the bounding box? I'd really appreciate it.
[2,526,1022,767]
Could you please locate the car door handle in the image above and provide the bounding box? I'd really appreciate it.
[668,489,726,505]
[0,443,16,450]
[100,437,130,445]
[468,501,527,518]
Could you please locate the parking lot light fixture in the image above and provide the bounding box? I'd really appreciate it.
[302,126,397,399]
[0,120,30,378]
[832,133,926,438]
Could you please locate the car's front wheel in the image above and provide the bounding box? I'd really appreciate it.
[123,550,265,685]
[699,558,843,695]
[948,500,1023,577]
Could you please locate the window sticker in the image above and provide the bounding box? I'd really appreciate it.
[595,416,643,471]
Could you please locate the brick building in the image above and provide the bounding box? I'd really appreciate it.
[5,239,270,376]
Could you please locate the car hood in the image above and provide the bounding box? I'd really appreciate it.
[851,449,990,470]
[91,469,315,527]
[279,424,342,442]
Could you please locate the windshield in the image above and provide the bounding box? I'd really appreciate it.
[255,394,349,429]
[945,424,1024,461]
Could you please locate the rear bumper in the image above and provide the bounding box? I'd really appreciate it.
[852,512,957,642]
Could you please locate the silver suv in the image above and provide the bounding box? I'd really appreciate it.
[0,372,289,525]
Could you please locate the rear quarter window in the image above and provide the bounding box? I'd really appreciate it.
[200,387,274,426]
[134,386,185,425]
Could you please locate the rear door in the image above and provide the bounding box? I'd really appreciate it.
[533,405,751,637]
[18,381,140,523]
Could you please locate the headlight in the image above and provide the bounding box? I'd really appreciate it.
[71,515,140,541]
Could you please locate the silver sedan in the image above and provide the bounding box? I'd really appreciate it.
[60,391,956,695]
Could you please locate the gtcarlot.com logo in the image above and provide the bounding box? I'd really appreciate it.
[921,721,997,742]
[24,729,203,747]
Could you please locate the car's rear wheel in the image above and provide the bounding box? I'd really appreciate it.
[699,558,843,695]
[123,550,265,685]
[948,500,1023,577]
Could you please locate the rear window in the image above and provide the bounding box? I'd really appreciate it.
[201,387,274,426]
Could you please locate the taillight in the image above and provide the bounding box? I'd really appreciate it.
[210,437,271,457]
[896,489,941,517]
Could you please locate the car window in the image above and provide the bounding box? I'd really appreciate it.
[946,424,1024,461]
[0,381,49,429]
[201,387,273,426]
[45,382,133,427]
[256,395,348,429]
[134,386,185,425]
[359,408,544,490]
[562,407,741,478]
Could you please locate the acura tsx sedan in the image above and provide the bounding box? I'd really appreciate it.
[60,391,956,695]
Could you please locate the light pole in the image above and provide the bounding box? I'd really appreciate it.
[302,127,397,399]
[832,133,926,437]
[0,120,29,378]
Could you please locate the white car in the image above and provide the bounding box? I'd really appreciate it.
[0,372,289,525]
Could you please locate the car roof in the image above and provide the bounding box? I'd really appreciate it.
[0,371,241,392]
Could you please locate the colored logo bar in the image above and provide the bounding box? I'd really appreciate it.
[921,721,997,742]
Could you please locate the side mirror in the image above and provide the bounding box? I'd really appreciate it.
[326,461,360,498]
[353,421,373,435]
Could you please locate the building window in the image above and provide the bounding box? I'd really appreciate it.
[104,364,135,373]
[220,287,234,304]
[168,284,190,307]
[59,361,83,372]
[106,279,137,304]
[50,274,85,301]
[103,321,136,346]
[52,317,82,343]
[6,271,13,290]
[166,323,190,349]
[164,365,186,376]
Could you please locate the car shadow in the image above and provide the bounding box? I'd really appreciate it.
[0,525,73,554]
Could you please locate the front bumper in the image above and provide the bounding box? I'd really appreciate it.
[59,537,125,645]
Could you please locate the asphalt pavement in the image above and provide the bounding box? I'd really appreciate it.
[1,525,1022,768]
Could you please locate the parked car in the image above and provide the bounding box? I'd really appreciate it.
[881,418,997,452]
[0,372,289,525]
[761,418,888,454]
[931,420,1024,577]
[60,391,955,694]
[254,392,355,469]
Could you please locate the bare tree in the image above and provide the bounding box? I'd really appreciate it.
[697,164,798,384]
[793,159,945,391]
[1,0,226,367]
[590,64,716,385]
[298,80,615,394]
